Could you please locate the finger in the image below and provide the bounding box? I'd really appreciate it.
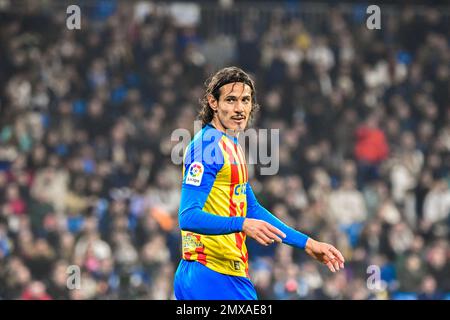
[329,247,345,269]
[261,228,283,243]
[254,235,269,246]
[257,232,273,246]
[265,223,286,238]
[329,247,345,266]
[324,249,336,263]
[326,261,336,273]
[332,259,340,271]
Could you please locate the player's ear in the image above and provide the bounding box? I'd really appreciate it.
[207,94,218,112]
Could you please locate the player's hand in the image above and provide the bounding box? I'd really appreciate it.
[305,238,345,272]
[242,218,286,246]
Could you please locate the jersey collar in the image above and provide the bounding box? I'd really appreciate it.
[206,123,239,144]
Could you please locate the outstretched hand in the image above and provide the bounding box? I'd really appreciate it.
[305,238,345,272]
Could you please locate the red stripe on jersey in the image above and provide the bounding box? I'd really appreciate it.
[195,247,207,265]
[234,143,245,183]
[235,232,243,251]
[221,140,239,217]
[244,249,249,277]
[240,146,248,181]
[235,144,248,181]
[221,140,240,185]
[234,192,247,267]
[234,231,247,269]
[229,164,239,217]
[222,138,247,269]
[192,234,207,265]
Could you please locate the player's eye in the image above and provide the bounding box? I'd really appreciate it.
[225,97,236,103]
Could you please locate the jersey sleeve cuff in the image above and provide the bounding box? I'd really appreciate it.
[232,216,246,232]
[299,235,310,250]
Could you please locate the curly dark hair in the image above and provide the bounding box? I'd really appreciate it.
[198,66,260,126]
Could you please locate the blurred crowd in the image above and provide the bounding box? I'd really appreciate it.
[0,1,449,300]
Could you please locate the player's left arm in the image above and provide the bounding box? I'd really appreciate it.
[245,183,345,272]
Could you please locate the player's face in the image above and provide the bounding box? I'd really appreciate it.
[208,82,252,135]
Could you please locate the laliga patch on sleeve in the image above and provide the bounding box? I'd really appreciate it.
[185,162,204,186]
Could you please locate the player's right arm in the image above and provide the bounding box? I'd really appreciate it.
[179,189,245,234]
[180,181,285,241]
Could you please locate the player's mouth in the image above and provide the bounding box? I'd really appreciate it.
[231,116,246,124]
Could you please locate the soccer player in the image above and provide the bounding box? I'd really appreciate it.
[174,67,345,300]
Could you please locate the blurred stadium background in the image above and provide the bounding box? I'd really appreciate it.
[0,0,449,300]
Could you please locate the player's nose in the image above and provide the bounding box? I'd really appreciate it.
[234,100,245,113]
